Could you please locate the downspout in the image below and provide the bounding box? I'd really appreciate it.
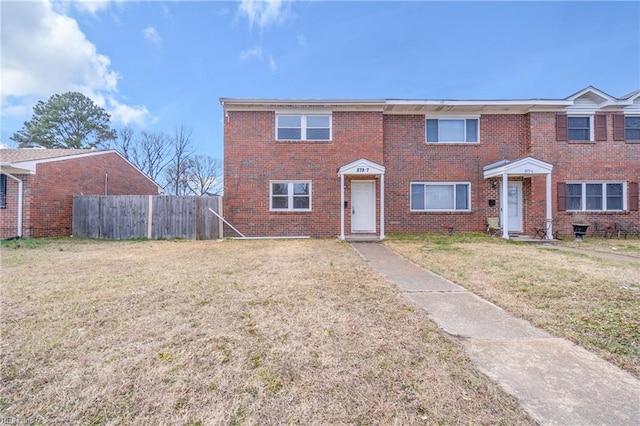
[2,172,23,238]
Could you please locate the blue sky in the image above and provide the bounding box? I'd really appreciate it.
[2,0,639,160]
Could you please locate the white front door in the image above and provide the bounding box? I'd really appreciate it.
[351,181,376,233]
[502,182,523,232]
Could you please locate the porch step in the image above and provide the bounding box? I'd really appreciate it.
[345,234,382,243]
[509,234,559,245]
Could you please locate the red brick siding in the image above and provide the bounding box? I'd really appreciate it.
[224,110,384,237]
[0,152,159,238]
[383,114,529,234]
[528,112,640,236]
[224,109,639,237]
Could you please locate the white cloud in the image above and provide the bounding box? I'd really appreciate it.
[297,34,307,48]
[142,26,163,47]
[240,46,264,61]
[106,97,153,127]
[0,0,152,127]
[239,46,277,72]
[238,0,290,30]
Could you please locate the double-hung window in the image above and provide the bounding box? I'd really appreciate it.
[270,181,311,211]
[411,182,470,211]
[566,182,624,211]
[625,116,640,141]
[426,118,479,143]
[276,114,331,141]
[567,116,591,141]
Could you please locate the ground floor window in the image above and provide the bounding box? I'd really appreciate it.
[410,182,470,211]
[566,182,624,211]
[0,174,6,208]
[270,181,311,211]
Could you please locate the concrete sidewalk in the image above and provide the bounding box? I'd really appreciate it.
[352,242,640,426]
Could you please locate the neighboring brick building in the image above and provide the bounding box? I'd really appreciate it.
[0,149,162,238]
[221,86,640,239]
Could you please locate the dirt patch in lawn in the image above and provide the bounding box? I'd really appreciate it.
[385,234,640,379]
[1,239,534,425]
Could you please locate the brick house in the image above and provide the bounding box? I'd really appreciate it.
[221,86,639,239]
[0,149,162,238]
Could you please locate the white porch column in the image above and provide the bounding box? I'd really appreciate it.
[501,173,509,239]
[546,173,553,239]
[339,173,345,240]
[379,174,385,239]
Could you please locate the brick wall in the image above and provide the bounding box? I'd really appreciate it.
[383,114,530,234]
[528,112,640,236]
[224,108,639,238]
[0,152,159,238]
[224,110,384,237]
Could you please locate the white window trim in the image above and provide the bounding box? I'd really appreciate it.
[567,115,594,142]
[269,180,312,212]
[425,116,480,144]
[275,112,332,141]
[624,115,640,141]
[410,182,472,212]
[566,181,626,211]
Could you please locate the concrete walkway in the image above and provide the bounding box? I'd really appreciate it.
[352,242,640,426]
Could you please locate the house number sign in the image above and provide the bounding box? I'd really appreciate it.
[356,167,370,173]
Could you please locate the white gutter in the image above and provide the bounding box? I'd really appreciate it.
[2,172,23,238]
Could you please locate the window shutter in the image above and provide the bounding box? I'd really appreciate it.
[556,114,568,141]
[630,182,639,211]
[613,114,625,141]
[595,114,607,141]
[557,182,567,211]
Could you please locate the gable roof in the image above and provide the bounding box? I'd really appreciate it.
[0,149,162,191]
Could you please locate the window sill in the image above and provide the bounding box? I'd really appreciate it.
[410,210,472,214]
[276,140,332,143]
[425,142,480,145]
[567,140,596,144]
[625,140,640,144]
[270,210,313,213]
[567,210,628,215]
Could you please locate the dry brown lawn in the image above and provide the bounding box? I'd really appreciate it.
[0,238,534,425]
[385,234,640,378]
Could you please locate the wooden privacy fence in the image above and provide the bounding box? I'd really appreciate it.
[72,195,222,240]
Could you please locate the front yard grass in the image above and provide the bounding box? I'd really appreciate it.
[385,234,640,378]
[1,239,534,425]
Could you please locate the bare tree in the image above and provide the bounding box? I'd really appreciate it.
[112,127,135,160]
[138,131,172,182]
[164,125,196,195]
[112,128,171,183]
[186,155,223,196]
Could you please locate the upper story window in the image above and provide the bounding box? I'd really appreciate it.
[270,181,312,211]
[276,114,331,141]
[410,182,470,211]
[568,116,591,141]
[557,114,607,142]
[625,116,640,141]
[426,118,479,143]
[566,182,625,211]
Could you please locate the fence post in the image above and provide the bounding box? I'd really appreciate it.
[147,195,153,239]
[218,196,224,239]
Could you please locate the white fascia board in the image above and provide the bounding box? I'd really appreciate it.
[220,98,385,111]
[1,164,34,174]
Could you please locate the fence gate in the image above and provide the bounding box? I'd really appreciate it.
[72,195,222,240]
